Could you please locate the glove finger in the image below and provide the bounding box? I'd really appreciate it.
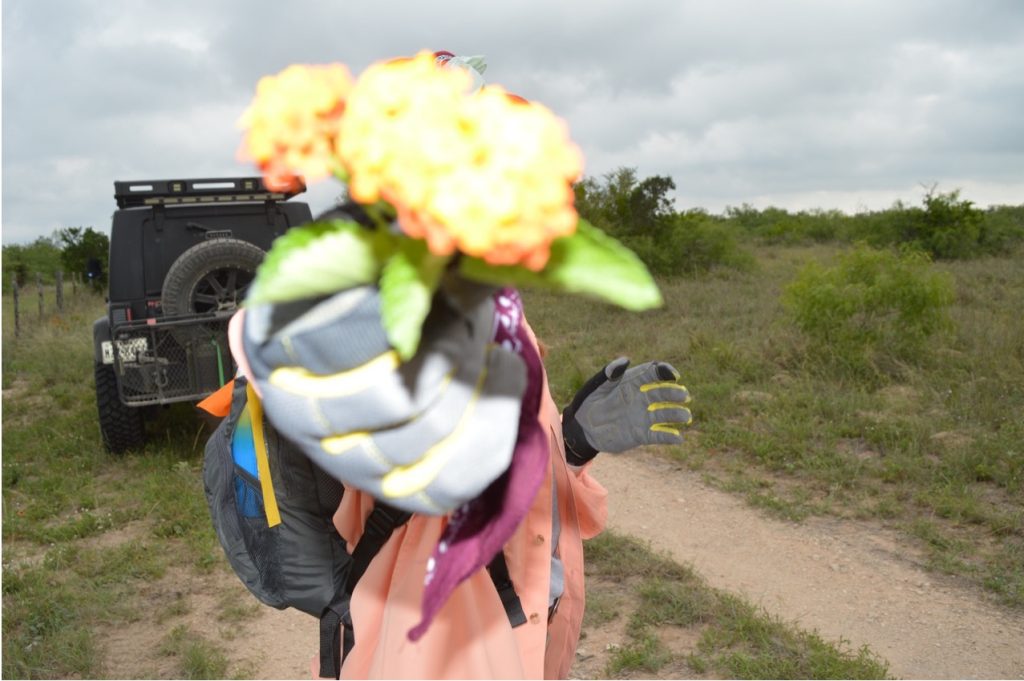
[264,346,487,509]
[255,283,495,405]
[654,362,681,381]
[410,344,526,513]
[268,412,395,497]
[263,297,495,436]
[622,360,673,388]
[646,427,686,446]
[647,406,693,428]
[259,343,520,517]
[605,357,630,381]
[367,341,497,468]
[316,343,526,516]
[245,287,391,377]
[641,384,691,405]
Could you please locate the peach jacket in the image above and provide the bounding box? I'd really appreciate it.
[329,325,608,679]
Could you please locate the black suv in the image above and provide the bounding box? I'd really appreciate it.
[93,177,313,452]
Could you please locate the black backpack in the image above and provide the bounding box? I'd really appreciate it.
[203,377,525,679]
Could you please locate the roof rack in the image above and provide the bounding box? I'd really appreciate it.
[113,177,306,209]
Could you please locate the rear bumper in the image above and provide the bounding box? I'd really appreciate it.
[104,313,236,406]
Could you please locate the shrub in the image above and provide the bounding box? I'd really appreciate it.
[627,211,754,276]
[847,200,918,250]
[2,237,62,291]
[917,188,985,259]
[847,188,993,260]
[726,204,844,244]
[782,244,955,367]
[978,204,1024,255]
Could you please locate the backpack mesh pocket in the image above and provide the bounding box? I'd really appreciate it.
[233,468,264,518]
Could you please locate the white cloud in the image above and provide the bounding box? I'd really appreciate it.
[2,0,1022,244]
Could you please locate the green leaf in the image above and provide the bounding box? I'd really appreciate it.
[458,219,662,310]
[246,220,395,305]
[379,239,451,360]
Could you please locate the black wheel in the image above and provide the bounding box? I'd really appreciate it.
[161,239,265,316]
[95,363,146,453]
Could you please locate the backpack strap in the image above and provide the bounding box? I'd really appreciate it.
[487,550,527,627]
[348,503,413,592]
[317,503,529,678]
[245,382,281,527]
[318,502,412,680]
[319,592,355,681]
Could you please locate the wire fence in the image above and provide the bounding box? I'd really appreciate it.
[7,271,97,338]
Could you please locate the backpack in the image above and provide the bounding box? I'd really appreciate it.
[203,377,411,678]
[203,377,525,679]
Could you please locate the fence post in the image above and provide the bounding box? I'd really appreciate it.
[71,271,77,297]
[37,273,44,319]
[13,274,20,338]
[56,270,64,312]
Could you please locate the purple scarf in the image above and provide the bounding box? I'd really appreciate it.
[408,288,547,641]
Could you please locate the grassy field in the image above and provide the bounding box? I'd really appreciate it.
[4,238,1020,677]
[2,291,236,678]
[525,242,1024,609]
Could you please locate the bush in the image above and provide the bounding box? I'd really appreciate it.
[627,211,754,276]
[782,244,955,367]
[726,204,844,244]
[847,200,916,250]
[978,204,1024,255]
[847,188,996,260]
[917,188,985,259]
[2,237,62,291]
[57,227,110,286]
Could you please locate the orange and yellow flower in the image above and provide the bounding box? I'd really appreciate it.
[239,53,583,270]
[237,63,354,192]
[336,52,582,270]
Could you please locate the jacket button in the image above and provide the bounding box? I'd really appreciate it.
[529,612,541,624]
[534,534,545,545]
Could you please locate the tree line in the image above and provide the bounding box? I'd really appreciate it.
[4,174,1021,292]
[575,167,1024,275]
[3,227,109,292]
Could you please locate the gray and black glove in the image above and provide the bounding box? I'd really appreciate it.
[562,357,692,465]
[239,279,527,516]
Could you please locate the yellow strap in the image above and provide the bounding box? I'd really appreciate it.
[246,383,282,527]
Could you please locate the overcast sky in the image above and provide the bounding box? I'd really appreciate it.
[2,0,1023,244]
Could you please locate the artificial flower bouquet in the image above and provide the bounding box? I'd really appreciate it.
[238,51,662,359]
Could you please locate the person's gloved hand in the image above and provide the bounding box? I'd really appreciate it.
[237,279,527,516]
[562,357,692,465]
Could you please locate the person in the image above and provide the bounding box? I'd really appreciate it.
[226,54,692,679]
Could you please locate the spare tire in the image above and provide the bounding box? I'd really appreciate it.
[162,239,265,317]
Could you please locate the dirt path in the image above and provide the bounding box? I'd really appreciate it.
[590,450,1024,680]
[204,450,1024,680]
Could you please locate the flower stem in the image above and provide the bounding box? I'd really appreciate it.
[364,201,398,233]
[332,163,350,185]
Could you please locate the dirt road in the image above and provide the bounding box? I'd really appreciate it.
[190,450,1024,680]
[590,450,1024,680]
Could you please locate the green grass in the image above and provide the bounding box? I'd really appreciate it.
[2,292,234,678]
[159,625,232,679]
[585,531,891,679]
[526,243,1024,607]
[3,241,1021,677]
